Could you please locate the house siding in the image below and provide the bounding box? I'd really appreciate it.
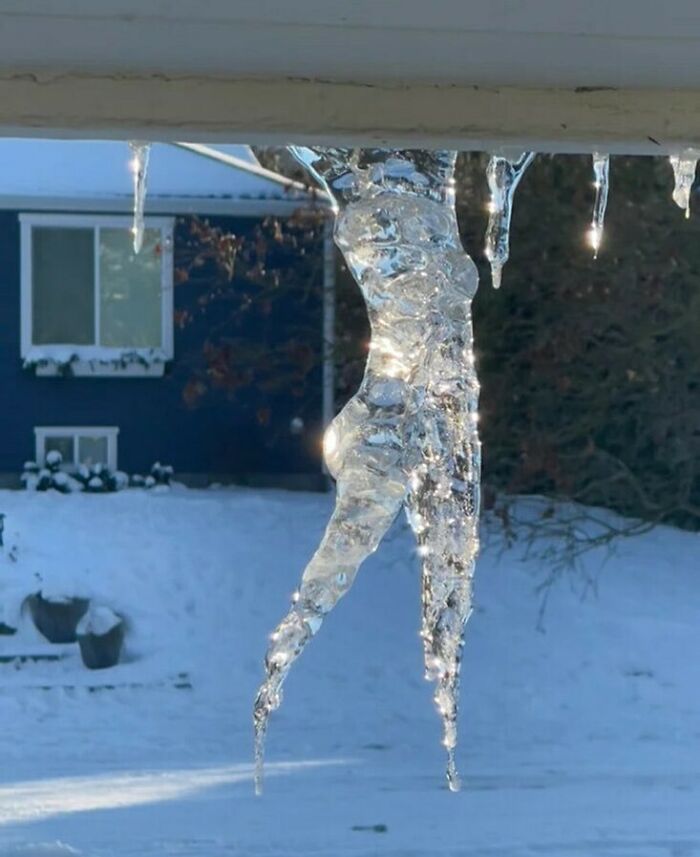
[0,211,324,485]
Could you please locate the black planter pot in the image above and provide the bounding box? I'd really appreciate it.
[78,620,125,670]
[26,592,90,643]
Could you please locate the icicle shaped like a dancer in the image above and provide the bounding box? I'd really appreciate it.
[589,153,610,258]
[484,152,534,289]
[128,141,151,253]
[254,149,481,794]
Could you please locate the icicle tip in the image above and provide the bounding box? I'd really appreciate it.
[446,750,461,793]
[254,773,264,797]
[587,226,602,258]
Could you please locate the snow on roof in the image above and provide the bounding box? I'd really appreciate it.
[0,139,312,215]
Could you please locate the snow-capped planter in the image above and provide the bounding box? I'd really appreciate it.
[76,606,125,670]
[26,592,90,643]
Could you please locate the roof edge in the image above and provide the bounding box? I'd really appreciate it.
[0,195,310,217]
[172,142,331,205]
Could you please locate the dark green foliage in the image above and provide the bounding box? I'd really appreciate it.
[21,456,174,494]
[149,462,174,487]
[21,453,77,493]
[455,153,700,528]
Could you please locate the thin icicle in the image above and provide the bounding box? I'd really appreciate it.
[484,152,535,289]
[669,153,698,219]
[588,153,610,258]
[128,141,151,253]
[254,148,481,795]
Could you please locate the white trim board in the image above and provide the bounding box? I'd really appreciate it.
[0,73,695,156]
[3,1,700,91]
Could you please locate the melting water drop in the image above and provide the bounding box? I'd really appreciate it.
[128,141,151,253]
[588,153,610,258]
[669,153,698,219]
[254,148,481,795]
[484,152,535,288]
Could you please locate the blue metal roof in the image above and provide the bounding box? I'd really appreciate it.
[0,140,310,214]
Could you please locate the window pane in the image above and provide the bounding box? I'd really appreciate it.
[32,228,95,345]
[44,436,75,464]
[99,228,162,348]
[78,435,108,467]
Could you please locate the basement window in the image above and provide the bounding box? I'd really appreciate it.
[34,427,119,470]
[20,213,174,376]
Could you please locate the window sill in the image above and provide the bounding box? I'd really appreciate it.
[23,347,170,378]
[34,361,166,378]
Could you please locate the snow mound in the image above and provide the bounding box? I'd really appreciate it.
[0,488,699,854]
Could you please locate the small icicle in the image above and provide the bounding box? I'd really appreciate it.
[588,153,610,259]
[254,597,318,795]
[669,153,698,219]
[447,748,460,793]
[484,152,535,289]
[128,141,151,253]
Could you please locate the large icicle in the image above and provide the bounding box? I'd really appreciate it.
[254,149,481,794]
[588,153,610,258]
[669,153,698,219]
[128,141,151,253]
[484,152,534,289]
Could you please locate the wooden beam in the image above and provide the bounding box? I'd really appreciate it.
[0,71,697,155]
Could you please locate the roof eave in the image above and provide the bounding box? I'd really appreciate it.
[172,141,332,207]
[0,195,321,217]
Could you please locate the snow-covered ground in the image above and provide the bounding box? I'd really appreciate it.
[0,487,699,856]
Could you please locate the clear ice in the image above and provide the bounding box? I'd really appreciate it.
[589,153,610,258]
[254,148,481,795]
[128,141,151,253]
[669,153,697,219]
[484,152,535,288]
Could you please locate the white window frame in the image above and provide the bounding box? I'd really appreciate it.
[20,213,174,377]
[34,426,119,471]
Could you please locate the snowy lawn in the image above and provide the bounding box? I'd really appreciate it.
[0,487,699,856]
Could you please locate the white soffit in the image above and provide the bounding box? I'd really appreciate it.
[0,1,698,152]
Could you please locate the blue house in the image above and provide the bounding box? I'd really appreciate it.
[0,140,332,488]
